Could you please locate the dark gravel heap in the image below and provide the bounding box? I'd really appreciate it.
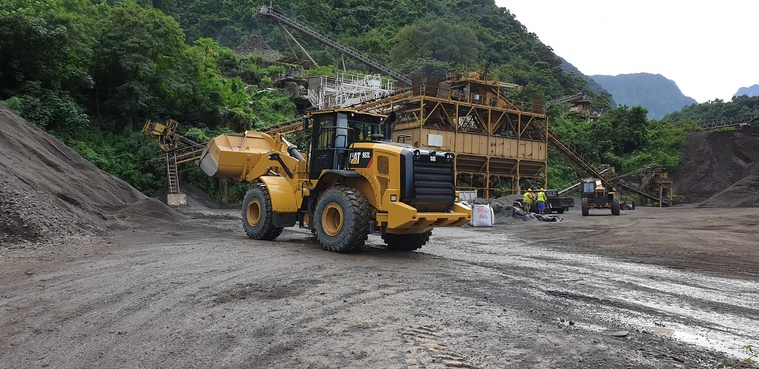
[672,127,759,206]
[0,107,181,248]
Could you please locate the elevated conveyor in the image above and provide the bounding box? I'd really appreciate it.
[257,6,411,85]
[698,113,759,130]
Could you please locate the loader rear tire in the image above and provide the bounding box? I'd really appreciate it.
[612,198,621,215]
[242,183,283,241]
[382,230,431,251]
[581,198,589,216]
[314,186,371,252]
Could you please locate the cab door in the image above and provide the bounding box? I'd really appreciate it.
[308,113,351,179]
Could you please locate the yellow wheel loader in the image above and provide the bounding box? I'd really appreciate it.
[197,109,471,252]
[580,178,621,216]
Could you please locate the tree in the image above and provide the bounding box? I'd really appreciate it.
[0,0,96,133]
[600,106,649,156]
[90,1,187,127]
[390,18,483,69]
[180,38,256,128]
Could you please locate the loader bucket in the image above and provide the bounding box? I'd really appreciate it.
[197,132,278,180]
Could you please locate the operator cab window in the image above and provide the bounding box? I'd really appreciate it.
[315,115,336,150]
[349,120,381,143]
[315,113,383,148]
[309,111,385,178]
[582,181,595,194]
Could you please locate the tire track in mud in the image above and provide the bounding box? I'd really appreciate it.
[425,226,759,359]
[207,249,481,368]
[403,325,478,368]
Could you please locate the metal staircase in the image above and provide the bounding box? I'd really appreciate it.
[257,6,411,85]
[143,120,207,204]
[166,153,180,194]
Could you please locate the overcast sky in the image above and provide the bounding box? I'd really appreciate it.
[497,1,759,103]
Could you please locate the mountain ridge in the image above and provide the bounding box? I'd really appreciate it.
[736,84,759,98]
[590,73,696,120]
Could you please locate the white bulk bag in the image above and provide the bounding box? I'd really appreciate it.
[470,204,494,227]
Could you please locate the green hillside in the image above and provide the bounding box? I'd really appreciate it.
[1,0,748,199]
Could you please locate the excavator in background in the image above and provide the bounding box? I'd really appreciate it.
[196,108,471,253]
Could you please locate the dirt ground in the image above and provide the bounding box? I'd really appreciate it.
[1,204,758,369]
[2,106,759,369]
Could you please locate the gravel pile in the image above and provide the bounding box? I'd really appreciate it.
[672,127,759,206]
[0,175,102,245]
[0,106,181,249]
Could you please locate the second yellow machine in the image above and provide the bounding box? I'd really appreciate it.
[197,109,471,252]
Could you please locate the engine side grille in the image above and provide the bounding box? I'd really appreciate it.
[400,150,455,212]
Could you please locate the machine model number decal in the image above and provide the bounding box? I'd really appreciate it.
[349,149,373,168]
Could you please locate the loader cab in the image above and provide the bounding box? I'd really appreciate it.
[307,109,386,179]
[581,178,607,199]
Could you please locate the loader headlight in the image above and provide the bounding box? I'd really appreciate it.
[444,153,453,162]
[413,149,421,159]
[390,194,398,202]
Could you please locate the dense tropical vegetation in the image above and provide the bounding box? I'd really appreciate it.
[1,0,755,200]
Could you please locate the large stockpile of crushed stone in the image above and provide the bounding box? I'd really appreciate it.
[0,106,183,248]
[672,127,759,207]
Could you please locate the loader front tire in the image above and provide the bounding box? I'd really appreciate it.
[382,230,431,251]
[611,197,621,215]
[314,186,371,252]
[242,183,283,240]
[581,198,589,216]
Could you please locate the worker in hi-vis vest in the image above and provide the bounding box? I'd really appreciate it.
[522,188,535,212]
[536,188,547,214]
